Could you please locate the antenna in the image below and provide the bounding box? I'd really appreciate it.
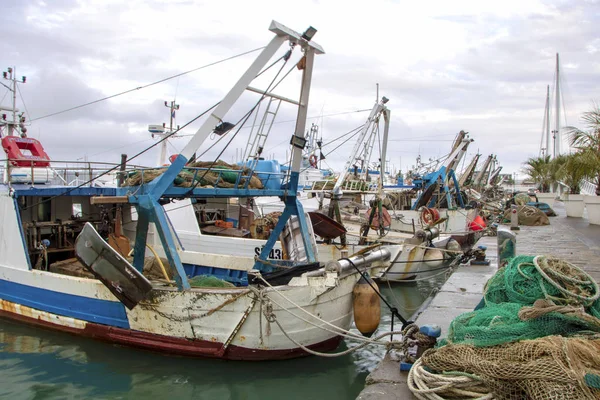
[148,100,180,165]
[1,66,27,137]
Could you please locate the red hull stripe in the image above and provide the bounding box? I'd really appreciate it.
[0,307,342,361]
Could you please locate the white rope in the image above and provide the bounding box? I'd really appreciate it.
[408,357,493,400]
[271,316,404,358]
[533,255,600,305]
[248,285,374,343]
[252,277,371,342]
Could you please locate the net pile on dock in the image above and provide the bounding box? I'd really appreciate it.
[502,205,550,226]
[408,255,600,399]
[123,160,264,189]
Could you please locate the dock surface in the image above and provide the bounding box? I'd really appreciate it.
[357,202,600,399]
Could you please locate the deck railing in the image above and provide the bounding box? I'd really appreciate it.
[1,159,289,194]
[0,159,147,187]
[307,179,380,193]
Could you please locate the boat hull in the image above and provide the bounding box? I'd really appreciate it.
[0,298,342,360]
[0,266,357,361]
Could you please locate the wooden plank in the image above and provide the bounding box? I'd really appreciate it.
[90,196,129,205]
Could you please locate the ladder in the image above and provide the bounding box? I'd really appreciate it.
[243,97,282,172]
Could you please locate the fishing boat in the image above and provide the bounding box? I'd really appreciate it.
[0,22,395,360]
[135,89,441,282]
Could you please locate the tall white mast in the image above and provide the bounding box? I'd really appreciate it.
[554,53,560,157]
[546,85,551,157]
[540,85,550,157]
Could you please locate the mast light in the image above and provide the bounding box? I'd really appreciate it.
[301,26,317,41]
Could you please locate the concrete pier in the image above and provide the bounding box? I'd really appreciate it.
[357,202,600,399]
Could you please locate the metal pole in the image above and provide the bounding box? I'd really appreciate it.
[12,67,16,135]
[555,53,560,156]
[118,153,127,187]
[546,85,551,158]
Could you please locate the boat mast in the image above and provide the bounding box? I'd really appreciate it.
[379,106,390,196]
[553,53,560,157]
[1,66,26,137]
[331,97,389,196]
[148,100,180,165]
[546,85,551,157]
[113,22,324,289]
[540,85,550,157]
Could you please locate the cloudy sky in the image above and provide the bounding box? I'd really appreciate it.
[1,0,599,178]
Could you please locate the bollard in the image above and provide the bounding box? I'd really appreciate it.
[497,226,516,268]
[510,204,520,231]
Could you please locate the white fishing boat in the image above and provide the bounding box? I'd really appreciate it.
[0,22,399,360]
[133,87,437,282]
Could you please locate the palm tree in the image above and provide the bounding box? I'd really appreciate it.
[564,102,600,195]
[556,153,587,194]
[522,155,552,192]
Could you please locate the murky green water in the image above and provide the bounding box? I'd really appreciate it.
[0,278,444,400]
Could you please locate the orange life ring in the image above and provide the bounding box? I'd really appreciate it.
[420,207,440,226]
[309,154,318,168]
[2,136,51,167]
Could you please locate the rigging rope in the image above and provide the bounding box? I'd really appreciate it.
[22,101,220,210]
[185,49,294,193]
[29,47,265,122]
[16,84,32,126]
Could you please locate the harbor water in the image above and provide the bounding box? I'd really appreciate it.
[0,277,446,400]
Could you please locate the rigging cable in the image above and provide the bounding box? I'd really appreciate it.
[320,125,364,148]
[29,47,265,122]
[322,127,365,157]
[185,49,295,193]
[22,101,221,211]
[78,137,155,160]
[16,85,32,126]
[0,89,9,105]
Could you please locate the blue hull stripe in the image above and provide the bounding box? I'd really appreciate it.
[0,279,130,329]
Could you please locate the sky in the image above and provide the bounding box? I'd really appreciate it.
[1,0,599,178]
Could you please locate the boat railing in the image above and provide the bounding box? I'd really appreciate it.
[0,158,147,187]
[307,178,380,193]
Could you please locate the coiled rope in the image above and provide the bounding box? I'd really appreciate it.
[408,357,493,400]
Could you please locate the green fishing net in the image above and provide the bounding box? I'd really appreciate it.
[442,255,600,347]
[188,275,235,288]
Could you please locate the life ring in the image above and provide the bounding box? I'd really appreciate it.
[420,207,440,226]
[309,154,318,168]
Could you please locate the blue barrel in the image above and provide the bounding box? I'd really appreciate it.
[241,160,282,190]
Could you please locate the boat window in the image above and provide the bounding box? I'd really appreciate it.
[72,203,82,218]
[37,197,51,222]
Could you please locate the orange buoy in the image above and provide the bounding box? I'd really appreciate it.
[352,276,381,337]
[469,215,486,231]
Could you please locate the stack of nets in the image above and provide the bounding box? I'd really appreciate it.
[123,160,263,189]
[503,205,550,226]
[408,255,600,399]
